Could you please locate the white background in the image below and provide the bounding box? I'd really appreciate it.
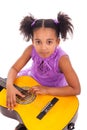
[0,0,87,129]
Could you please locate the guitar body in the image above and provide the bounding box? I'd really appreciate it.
[0,76,79,130]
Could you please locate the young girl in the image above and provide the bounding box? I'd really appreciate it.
[4,12,80,130]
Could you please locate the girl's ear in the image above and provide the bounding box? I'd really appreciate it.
[32,38,34,44]
[57,38,60,45]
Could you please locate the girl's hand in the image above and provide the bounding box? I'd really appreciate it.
[6,85,25,110]
[29,85,49,95]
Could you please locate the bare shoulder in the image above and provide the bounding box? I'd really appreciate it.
[26,44,33,50]
[59,55,73,72]
[22,44,33,56]
[24,44,33,53]
[59,55,81,95]
[19,44,33,63]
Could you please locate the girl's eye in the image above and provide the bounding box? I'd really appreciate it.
[47,40,53,45]
[35,40,41,45]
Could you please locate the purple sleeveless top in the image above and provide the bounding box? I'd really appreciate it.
[18,47,68,87]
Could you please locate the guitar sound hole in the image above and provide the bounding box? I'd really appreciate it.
[16,87,36,104]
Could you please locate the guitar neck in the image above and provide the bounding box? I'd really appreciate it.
[14,84,28,93]
[0,77,26,93]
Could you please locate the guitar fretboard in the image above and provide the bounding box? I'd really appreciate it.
[0,77,28,92]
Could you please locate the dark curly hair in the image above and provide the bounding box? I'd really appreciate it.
[20,12,74,41]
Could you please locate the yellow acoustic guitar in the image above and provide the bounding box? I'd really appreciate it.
[0,76,79,130]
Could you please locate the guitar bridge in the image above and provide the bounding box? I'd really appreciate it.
[36,97,59,120]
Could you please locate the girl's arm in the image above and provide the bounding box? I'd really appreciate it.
[6,45,33,109]
[30,56,81,96]
[57,55,81,96]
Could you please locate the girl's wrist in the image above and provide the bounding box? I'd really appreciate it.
[47,87,56,96]
[6,83,14,88]
[45,87,52,95]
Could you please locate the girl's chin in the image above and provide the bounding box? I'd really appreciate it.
[39,54,50,58]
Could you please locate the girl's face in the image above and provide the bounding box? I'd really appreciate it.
[32,27,60,58]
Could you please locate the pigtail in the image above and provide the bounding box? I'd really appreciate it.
[57,12,74,40]
[19,14,35,41]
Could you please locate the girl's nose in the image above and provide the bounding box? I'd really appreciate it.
[42,44,47,50]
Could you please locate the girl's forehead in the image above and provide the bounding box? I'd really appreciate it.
[33,27,57,35]
[32,28,58,41]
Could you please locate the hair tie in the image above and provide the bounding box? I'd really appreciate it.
[53,19,59,24]
[31,20,37,27]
